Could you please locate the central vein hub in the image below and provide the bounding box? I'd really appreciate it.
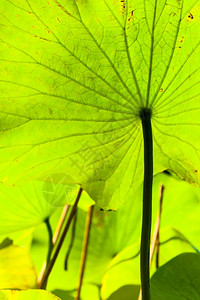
[139,107,152,121]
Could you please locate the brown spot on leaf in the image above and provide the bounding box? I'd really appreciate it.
[188,12,194,20]
[53,0,71,16]
[128,10,134,22]
[180,36,184,43]
[34,35,50,42]
[160,88,163,92]
[121,0,126,15]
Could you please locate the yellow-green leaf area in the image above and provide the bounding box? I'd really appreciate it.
[0,290,61,300]
[0,243,36,289]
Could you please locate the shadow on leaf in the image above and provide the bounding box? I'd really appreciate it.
[107,285,140,300]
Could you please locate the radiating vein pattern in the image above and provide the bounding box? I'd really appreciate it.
[0,0,200,208]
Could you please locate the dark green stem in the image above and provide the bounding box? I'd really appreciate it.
[140,108,153,300]
[44,218,53,266]
[40,187,83,289]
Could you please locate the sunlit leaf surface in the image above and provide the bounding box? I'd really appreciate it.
[0,0,200,208]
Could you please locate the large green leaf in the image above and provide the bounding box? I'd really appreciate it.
[0,0,200,208]
[151,253,200,300]
[0,290,61,300]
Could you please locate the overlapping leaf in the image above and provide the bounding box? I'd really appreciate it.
[0,0,200,208]
[0,178,93,235]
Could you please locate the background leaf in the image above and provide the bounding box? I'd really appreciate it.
[101,172,200,298]
[0,181,55,234]
[151,253,200,300]
[29,172,200,299]
[0,180,93,235]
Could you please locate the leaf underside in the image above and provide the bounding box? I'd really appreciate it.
[0,0,200,208]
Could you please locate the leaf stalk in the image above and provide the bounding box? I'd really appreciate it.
[140,108,153,300]
[75,205,93,300]
[39,187,83,289]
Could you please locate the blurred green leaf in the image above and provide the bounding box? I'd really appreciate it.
[105,285,140,300]
[101,244,140,299]
[0,181,55,234]
[29,173,200,299]
[52,283,100,300]
[151,253,200,300]
[101,172,200,299]
[150,173,200,268]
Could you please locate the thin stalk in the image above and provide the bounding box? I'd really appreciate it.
[53,204,70,245]
[156,184,164,269]
[39,187,83,289]
[150,184,164,265]
[65,211,78,270]
[44,218,53,266]
[75,206,94,300]
[37,204,70,287]
[140,108,153,300]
